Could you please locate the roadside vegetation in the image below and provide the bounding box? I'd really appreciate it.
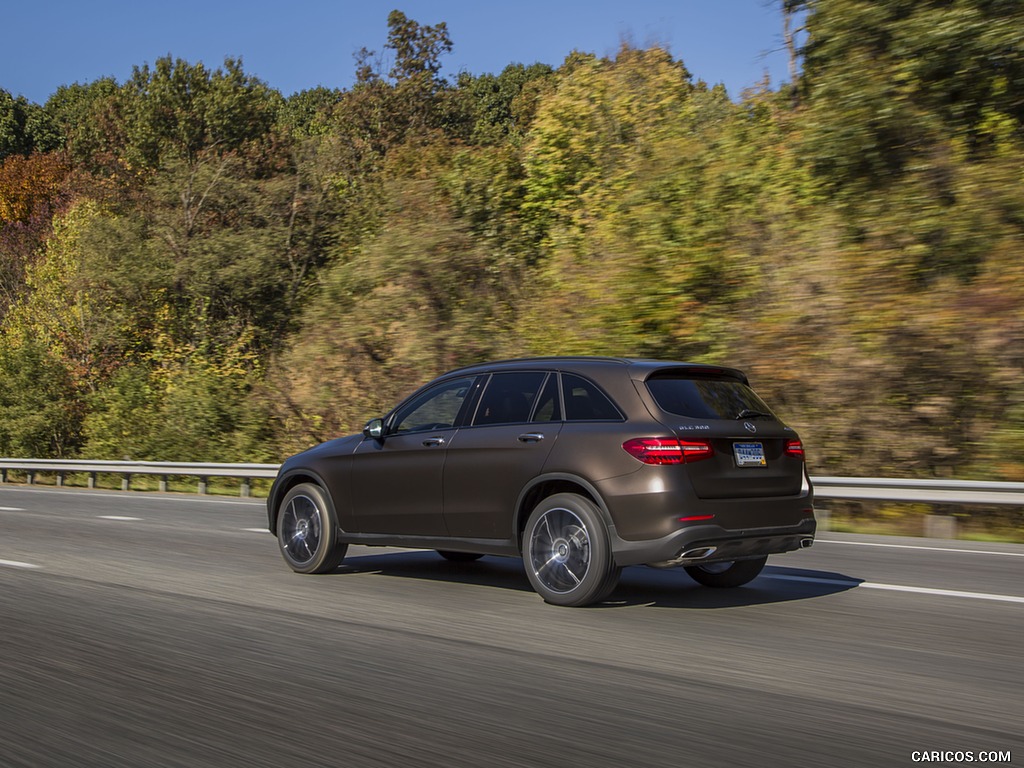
[0,0,1022,496]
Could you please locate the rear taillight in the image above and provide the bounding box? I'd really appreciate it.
[622,438,714,465]
[785,439,805,459]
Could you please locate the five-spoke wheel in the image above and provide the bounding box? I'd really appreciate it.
[523,493,620,606]
[276,483,348,574]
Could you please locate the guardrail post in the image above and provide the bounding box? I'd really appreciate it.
[240,479,251,498]
[27,470,35,485]
[121,474,131,492]
[198,477,208,495]
[88,472,96,489]
[924,514,957,539]
[1,468,6,483]
[56,472,65,487]
[159,476,168,493]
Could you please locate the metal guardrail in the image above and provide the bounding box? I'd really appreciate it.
[0,458,279,496]
[811,476,1024,506]
[0,458,1022,505]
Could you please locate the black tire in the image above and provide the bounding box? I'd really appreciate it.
[522,493,620,607]
[276,483,348,574]
[436,550,484,562]
[684,556,767,588]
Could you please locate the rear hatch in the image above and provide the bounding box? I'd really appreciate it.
[644,370,804,500]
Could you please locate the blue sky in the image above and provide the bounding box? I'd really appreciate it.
[3,0,798,104]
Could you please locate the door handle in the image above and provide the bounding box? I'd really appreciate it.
[422,437,446,447]
[517,433,545,443]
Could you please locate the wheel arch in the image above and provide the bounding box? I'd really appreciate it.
[513,473,614,553]
[268,468,334,534]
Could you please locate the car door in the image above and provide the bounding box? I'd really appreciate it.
[443,371,563,539]
[350,375,479,536]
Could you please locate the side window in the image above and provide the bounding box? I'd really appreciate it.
[562,373,622,421]
[530,373,562,422]
[473,372,546,426]
[392,377,476,434]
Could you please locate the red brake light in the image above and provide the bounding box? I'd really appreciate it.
[785,439,805,459]
[679,440,715,462]
[622,438,714,465]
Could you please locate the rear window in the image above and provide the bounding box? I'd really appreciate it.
[646,375,776,420]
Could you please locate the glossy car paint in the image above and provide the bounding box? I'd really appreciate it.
[268,357,815,574]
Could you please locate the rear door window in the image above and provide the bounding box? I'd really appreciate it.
[473,372,547,426]
[646,375,775,420]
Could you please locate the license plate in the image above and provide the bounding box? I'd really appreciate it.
[733,442,766,467]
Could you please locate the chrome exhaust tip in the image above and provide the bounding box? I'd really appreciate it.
[799,537,814,549]
[679,546,717,560]
[647,546,718,569]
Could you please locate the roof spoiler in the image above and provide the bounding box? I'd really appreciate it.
[641,365,749,386]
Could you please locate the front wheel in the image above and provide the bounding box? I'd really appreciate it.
[523,493,620,607]
[276,483,348,574]
[684,556,767,588]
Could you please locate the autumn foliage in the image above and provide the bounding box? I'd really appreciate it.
[0,2,1022,491]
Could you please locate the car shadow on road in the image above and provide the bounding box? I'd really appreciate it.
[337,550,536,594]
[606,564,862,609]
[334,550,863,609]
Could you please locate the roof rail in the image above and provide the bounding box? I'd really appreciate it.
[442,356,633,375]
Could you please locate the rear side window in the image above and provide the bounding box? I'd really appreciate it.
[473,371,546,426]
[646,375,776,420]
[562,373,622,421]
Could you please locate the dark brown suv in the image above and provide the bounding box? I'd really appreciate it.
[268,357,815,606]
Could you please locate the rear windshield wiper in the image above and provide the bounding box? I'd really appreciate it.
[736,409,773,420]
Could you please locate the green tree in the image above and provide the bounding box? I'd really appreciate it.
[334,10,462,158]
[80,365,158,459]
[121,56,281,171]
[0,333,81,457]
[40,79,123,170]
[801,0,1024,192]
[0,90,38,161]
[385,9,452,81]
[456,63,555,145]
[522,46,695,242]
[279,87,343,137]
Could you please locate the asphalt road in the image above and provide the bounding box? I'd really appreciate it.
[1,484,1021,768]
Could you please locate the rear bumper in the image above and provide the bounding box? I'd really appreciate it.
[609,517,817,567]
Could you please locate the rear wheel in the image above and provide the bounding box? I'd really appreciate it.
[685,556,767,588]
[523,493,620,607]
[436,550,484,562]
[276,483,348,574]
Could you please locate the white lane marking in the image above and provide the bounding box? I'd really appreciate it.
[817,539,1024,558]
[243,528,271,533]
[98,515,142,521]
[0,487,262,506]
[0,559,41,569]
[765,574,1024,604]
[0,506,25,511]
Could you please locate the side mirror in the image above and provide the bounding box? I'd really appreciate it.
[363,418,385,440]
